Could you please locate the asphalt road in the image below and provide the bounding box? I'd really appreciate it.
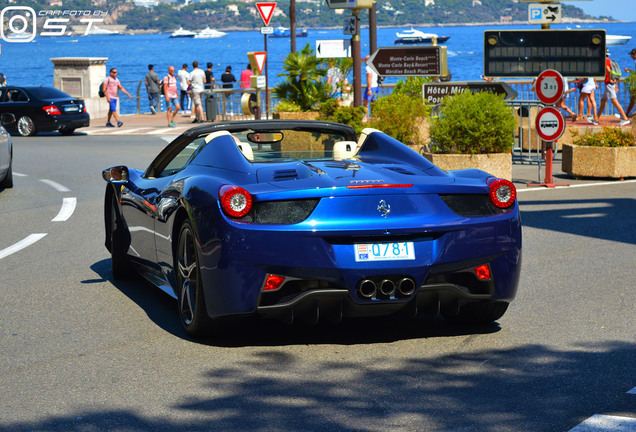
[0,133,634,432]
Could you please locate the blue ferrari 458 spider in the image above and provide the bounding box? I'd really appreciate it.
[103,120,521,337]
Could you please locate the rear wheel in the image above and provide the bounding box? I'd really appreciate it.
[17,116,36,137]
[110,194,132,279]
[59,127,75,136]
[0,151,12,189]
[176,221,211,337]
[445,302,509,324]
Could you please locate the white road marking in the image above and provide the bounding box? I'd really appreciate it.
[518,179,636,193]
[40,179,70,193]
[111,127,152,135]
[13,172,27,177]
[568,415,636,431]
[148,127,186,135]
[0,234,47,260]
[52,197,77,222]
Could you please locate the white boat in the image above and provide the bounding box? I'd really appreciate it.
[86,25,120,36]
[194,27,227,38]
[395,28,450,45]
[169,27,196,38]
[606,35,632,46]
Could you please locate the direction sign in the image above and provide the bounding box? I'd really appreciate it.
[248,51,267,75]
[255,2,276,27]
[528,2,562,24]
[316,39,351,58]
[367,46,447,77]
[535,69,564,105]
[422,81,518,105]
[535,106,565,142]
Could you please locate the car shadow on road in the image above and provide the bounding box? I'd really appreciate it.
[89,259,503,347]
[520,197,636,245]
[2,341,634,432]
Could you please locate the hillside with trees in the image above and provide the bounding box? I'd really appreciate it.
[0,0,611,34]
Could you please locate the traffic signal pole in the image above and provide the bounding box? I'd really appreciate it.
[352,10,361,107]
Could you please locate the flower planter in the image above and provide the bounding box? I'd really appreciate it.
[562,143,636,179]
[422,152,512,181]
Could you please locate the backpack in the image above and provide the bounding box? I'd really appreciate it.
[98,79,106,97]
[609,58,622,81]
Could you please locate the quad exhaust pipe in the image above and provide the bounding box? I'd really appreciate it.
[357,277,416,299]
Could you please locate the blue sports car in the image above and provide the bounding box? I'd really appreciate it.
[103,120,521,337]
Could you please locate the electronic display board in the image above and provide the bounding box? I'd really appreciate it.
[483,30,606,78]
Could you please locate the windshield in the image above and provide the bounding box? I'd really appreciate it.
[230,129,353,162]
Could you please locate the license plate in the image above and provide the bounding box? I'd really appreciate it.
[64,106,79,112]
[354,242,415,262]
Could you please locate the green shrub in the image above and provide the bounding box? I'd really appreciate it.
[429,90,516,154]
[573,126,635,147]
[317,99,366,135]
[274,99,302,113]
[368,93,429,146]
[393,76,432,97]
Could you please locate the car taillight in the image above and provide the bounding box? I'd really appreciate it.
[219,185,252,218]
[43,105,61,115]
[474,264,492,280]
[488,178,516,209]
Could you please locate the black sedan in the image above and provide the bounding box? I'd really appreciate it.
[0,114,14,189]
[0,86,90,136]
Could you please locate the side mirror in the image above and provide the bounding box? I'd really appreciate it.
[102,166,129,183]
[0,113,16,127]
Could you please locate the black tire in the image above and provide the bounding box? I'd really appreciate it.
[445,301,509,324]
[175,221,212,337]
[110,194,132,280]
[0,151,12,189]
[16,116,36,137]
[59,127,76,136]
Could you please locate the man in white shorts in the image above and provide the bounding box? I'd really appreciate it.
[188,60,206,123]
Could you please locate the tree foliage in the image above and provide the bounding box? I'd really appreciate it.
[274,43,328,111]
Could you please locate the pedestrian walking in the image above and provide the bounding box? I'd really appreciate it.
[163,65,181,127]
[577,77,599,125]
[177,63,191,115]
[327,59,344,106]
[362,55,379,122]
[188,60,206,123]
[240,64,253,89]
[624,48,636,117]
[144,64,161,115]
[102,68,132,128]
[597,52,630,126]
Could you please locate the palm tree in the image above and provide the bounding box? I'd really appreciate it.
[274,44,328,111]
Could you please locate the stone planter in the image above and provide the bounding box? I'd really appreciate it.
[422,152,512,181]
[562,143,636,179]
[273,111,319,120]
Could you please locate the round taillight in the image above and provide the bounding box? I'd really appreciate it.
[489,179,516,209]
[220,186,252,218]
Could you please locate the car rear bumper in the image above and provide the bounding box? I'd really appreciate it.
[198,210,522,320]
[50,113,90,130]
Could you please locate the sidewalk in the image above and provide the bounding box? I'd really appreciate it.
[83,112,634,189]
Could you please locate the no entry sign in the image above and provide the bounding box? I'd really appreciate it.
[535,69,564,105]
[535,106,565,142]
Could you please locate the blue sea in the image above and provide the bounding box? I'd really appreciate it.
[2,21,634,114]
